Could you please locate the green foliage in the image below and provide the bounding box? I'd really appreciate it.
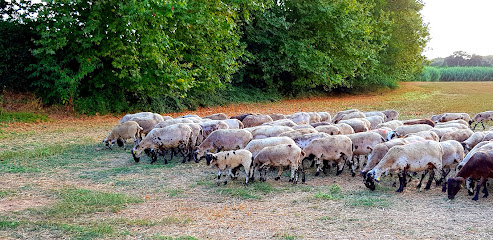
[0,111,49,123]
[313,183,344,201]
[438,67,493,81]
[417,67,441,82]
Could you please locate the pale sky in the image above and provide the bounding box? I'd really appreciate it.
[421,0,493,59]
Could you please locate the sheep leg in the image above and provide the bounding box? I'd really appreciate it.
[441,168,451,192]
[424,170,435,190]
[291,166,298,184]
[472,177,486,201]
[276,166,283,181]
[217,170,222,186]
[350,156,357,177]
[467,178,476,196]
[396,172,406,193]
[150,150,158,164]
[482,180,489,198]
[416,171,428,189]
[315,158,322,176]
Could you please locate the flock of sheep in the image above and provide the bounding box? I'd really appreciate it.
[102,109,493,201]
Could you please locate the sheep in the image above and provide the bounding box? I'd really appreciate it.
[245,136,296,158]
[204,113,228,120]
[125,116,164,135]
[382,110,399,121]
[332,109,361,123]
[447,149,493,201]
[348,132,386,176]
[131,124,193,164]
[315,125,342,135]
[154,118,194,129]
[286,112,311,125]
[269,113,286,121]
[230,113,253,121]
[279,129,318,139]
[365,116,385,130]
[334,123,355,135]
[370,127,393,139]
[290,132,330,150]
[318,112,331,122]
[462,131,493,152]
[376,120,403,130]
[199,120,229,140]
[440,129,474,142]
[308,112,322,123]
[430,127,459,139]
[253,144,305,183]
[361,138,409,180]
[303,135,353,177]
[311,122,332,128]
[457,141,493,171]
[103,121,143,150]
[430,114,443,123]
[339,118,371,133]
[195,129,253,160]
[404,130,439,141]
[341,111,366,121]
[205,150,253,185]
[223,119,244,129]
[262,119,297,127]
[470,111,493,130]
[439,112,471,123]
[440,119,469,126]
[364,111,386,120]
[386,124,433,141]
[292,124,315,130]
[366,140,443,192]
[182,117,203,123]
[434,123,469,130]
[403,119,435,127]
[119,112,164,124]
[438,140,464,192]
[251,126,294,139]
[242,114,273,128]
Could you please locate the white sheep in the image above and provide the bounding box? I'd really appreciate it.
[269,113,286,121]
[341,111,366,121]
[318,112,331,122]
[434,123,469,130]
[290,132,330,150]
[332,109,361,123]
[365,116,385,130]
[223,119,244,129]
[245,136,296,158]
[381,110,399,121]
[438,140,464,192]
[279,129,318,139]
[375,120,403,130]
[242,114,273,128]
[370,127,393,139]
[204,113,228,120]
[286,112,311,125]
[251,126,294,139]
[404,130,439,141]
[205,149,253,185]
[386,124,433,141]
[253,144,305,183]
[364,111,387,120]
[440,129,474,142]
[291,124,315,130]
[303,135,353,177]
[315,125,342,135]
[199,120,230,140]
[339,118,371,133]
[195,129,253,160]
[154,118,194,129]
[366,140,443,192]
[361,138,409,177]
[470,111,493,130]
[334,122,355,135]
[262,119,297,127]
[462,131,493,152]
[439,112,471,123]
[103,121,143,150]
[430,127,459,139]
[119,112,164,123]
[308,112,322,123]
[348,132,386,176]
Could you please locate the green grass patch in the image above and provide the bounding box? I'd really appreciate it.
[345,190,392,208]
[0,219,22,230]
[216,181,277,200]
[38,188,143,217]
[0,190,11,199]
[0,111,49,123]
[151,235,198,240]
[273,232,304,240]
[313,184,344,201]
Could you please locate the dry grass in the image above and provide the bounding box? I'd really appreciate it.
[2,82,493,239]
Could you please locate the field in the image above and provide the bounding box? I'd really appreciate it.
[1,82,493,239]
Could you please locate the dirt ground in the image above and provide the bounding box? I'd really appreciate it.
[2,82,493,239]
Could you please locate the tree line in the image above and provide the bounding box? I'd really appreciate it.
[0,0,429,114]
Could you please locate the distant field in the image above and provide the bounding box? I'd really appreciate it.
[1,82,493,239]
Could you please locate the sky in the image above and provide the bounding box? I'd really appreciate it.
[421,0,493,59]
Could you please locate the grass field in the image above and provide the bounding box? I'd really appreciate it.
[1,82,493,239]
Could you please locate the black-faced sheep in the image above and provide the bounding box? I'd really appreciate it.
[438,140,464,192]
[470,111,493,130]
[195,129,253,160]
[103,121,143,150]
[205,149,253,185]
[253,144,305,183]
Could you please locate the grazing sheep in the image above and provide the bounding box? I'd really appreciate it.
[308,112,322,123]
[251,126,294,139]
[279,129,318,139]
[119,112,164,124]
[386,124,433,141]
[439,113,471,123]
[315,125,342,135]
[230,113,254,121]
[286,112,311,125]
[382,110,399,121]
[361,138,409,178]
[430,127,459,139]
[365,116,385,130]
[204,113,228,120]
[470,111,493,130]
[292,124,315,130]
[364,111,387,120]
[290,132,330,150]
[245,137,296,158]
[223,119,244,129]
[376,120,403,130]
[263,119,297,127]
[339,118,371,133]
[195,129,253,160]
[447,149,493,201]
[438,140,464,192]
[440,129,474,142]
[404,130,439,141]
[366,140,443,192]
[269,113,286,121]
[126,116,164,135]
[403,119,435,127]
[462,131,493,152]
[370,127,393,139]
[154,118,194,129]
[341,111,366,121]
[205,150,253,185]
[334,123,355,135]
[348,132,386,176]
[457,141,493,171]
[132,124,193,164]
[242,114,273,128]
[103,121,143,150]
[199,120,229,140]
[318,112,331,122]
[303,135,353,177]
[434,123,469,130]
[332,109,361,123]
[253,144,305,183]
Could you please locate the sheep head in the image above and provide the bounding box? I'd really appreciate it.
[447,177,465,200]
[205,153,217,166]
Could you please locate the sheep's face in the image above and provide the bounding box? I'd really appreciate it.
[447,177,464,199]
[131,144,145,162]
[364,172,376,191]
[205,153,217,166]
[385,131,397,141]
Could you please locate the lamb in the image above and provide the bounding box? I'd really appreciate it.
[365,116,385,130]
[404,130,439,141]
[286,112,311,125]
[365,140,443,192]
[262,119,297,127]
[375,120,403,130]
[440,129,474,142]
[439,112,471,123]
[195,129,253,160]
[386,124,433,141]
[403,119,435,127]
[251,126,294,139]
[269,113,286,121]
[119,112,164,124]
[153,118,193,129]
[131,124,193,164]
[242,114,273,128]
[279,129,318,139]
[339,118,371,133]
[334,123,355,135]
[308,112,322,123]
[470,111,493,130]
[205,150,253,185]
[447,148,493,201]
[438,140,464,192]
[462,131,493,152]
[348,132,386,176]
[245,137,296,158]
[303,135,353,177]
[204,113,228,120]
[382,110,399,121]
[223,119,244,129]
[103,121,143,150]
[332,109,361,123]
[318,112,331,122]
[253,144,305,183]
[199,120,229,140]
[315,125,342,135]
